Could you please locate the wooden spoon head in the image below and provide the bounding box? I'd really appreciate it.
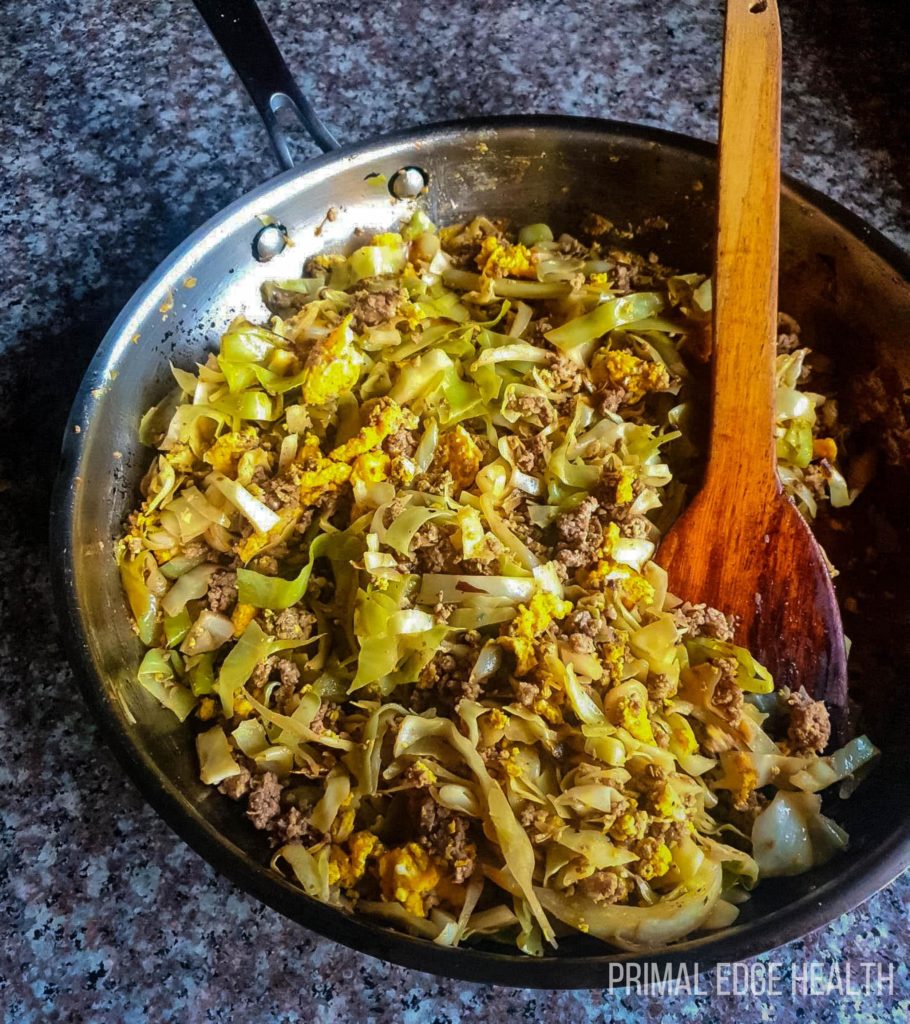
[656,485,848,707]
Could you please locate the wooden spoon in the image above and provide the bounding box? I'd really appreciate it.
[656,0,848,706]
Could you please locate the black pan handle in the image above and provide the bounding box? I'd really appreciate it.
[192,0,340,168]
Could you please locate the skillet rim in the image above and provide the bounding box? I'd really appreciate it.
[50,113,910,989]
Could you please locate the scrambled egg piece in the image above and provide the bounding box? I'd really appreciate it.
[614,465,637,505]
[588,272,609,286]
[309,253,346,274]
[724,751,759,811]
[583,522,655,608]
[300,314,365,406]
[501,749,523,778]
[619,574,655,609]
[329,831,383,889]
[203,427,259,475]
[292,401,413,509]
[591,349,670,404]
[500,592,574,676]
[231,602,257,636]
[350,451,391,490]
[378,842,440,917]
[666,712,699,758]
[408,759,438,787]
[331,795,357,842]
[371,232,403,247]
[533,696,564,726]
[635,840,673,880]
[196,697,217,722]
[476,236,537,279]
[235,507,300,563]
[606,682,656,744]
[329,399,416,463]
[649,781,684,819]
[433,425,483,492]
[164,444,197,473]
[609,810,649,843]
[486,707,508,733]
[233,695,254,718]
[295,460,352,506]
[615,693,655,743]
[812,437,837,462]
[601,640,626,685]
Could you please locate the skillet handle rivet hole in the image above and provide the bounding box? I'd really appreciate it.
[253,222,289,262]
[389,166,429,200]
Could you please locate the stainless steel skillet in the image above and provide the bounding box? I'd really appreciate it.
[51,0,910,988]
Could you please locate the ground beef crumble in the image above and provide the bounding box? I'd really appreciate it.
[246,771,284,831]
[273,607,315,640]
[672,601,736,642]
[786,687,831,754]
[207,569,238,613]
[777,312,802,355]
[414,644,483,714]
[411,793,476,882]
[219,764,251,800]
[349,286,402,330]
[577,869,631,905]
[711,658,744,725]
[554,496,602,569]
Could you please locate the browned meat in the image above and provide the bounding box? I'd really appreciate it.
[581,212,613,237]
[271,806,313,845]
[412,794,476,883]
[556,496,598,546]
[273,607,315,640]
[711,659,744,725]
[545,355,585,394]
[219,764,251,800]
[555,497,602,569]
[787,688,831,754]
[273,658,302,712]
[415,648,481,713]
[207,569,238,614]
[412,523,459,574]
[647,819,687,846]
[647,672,677,702]
[597,385,628,414]
[619,515,652,539]
[246,772,283,831]
[508,393,555,426]
[566,633,596,654]
[251,655,275,690]
[672,601,736,642]
[577,868,631,905]
[563,609,600,639]
[383,425,418,459]
[350,287,402,330]
[777,312,802,354]
[264,477,301,512]
[556,233,590,259]
[515,679,540,707]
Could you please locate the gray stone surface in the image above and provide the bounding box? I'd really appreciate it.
[1,0,907,1020]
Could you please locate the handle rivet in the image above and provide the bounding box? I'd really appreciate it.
[389,166,428,199]
[253,222,288,262]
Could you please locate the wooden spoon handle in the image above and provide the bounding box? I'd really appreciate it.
[705,0,782,497]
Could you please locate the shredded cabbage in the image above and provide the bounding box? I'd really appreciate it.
[117,212,873,955]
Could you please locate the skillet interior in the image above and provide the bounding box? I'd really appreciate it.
[53,117,910,987]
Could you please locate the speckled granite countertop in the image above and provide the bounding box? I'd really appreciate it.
[2,0,908,1020]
